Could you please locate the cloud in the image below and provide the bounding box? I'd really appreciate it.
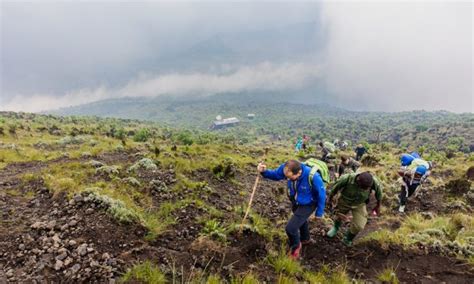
[2,62,322,112]
[321,1,473,112]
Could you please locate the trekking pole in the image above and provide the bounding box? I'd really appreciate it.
[239,147,269,234]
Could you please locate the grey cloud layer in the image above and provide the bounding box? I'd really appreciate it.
[1,1,472,112]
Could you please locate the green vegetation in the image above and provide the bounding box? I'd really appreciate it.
[121,261,166,283]
[377,267,399,284]
[1,109,473,283]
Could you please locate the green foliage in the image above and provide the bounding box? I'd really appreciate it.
[201,219,227,242]
[230,273,260,284]
[268,248,303,276]
[377,268,399,284]
[87,191,142,224]
[121,261,166,283]
[362,213,474,259]
[176,130,194,145]
[133,128,151,142]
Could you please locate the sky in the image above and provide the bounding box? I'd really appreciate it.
[1,1,472,113]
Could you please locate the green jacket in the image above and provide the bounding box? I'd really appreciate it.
[329,173,383,206]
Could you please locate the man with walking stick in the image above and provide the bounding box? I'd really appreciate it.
[257,160,326,259]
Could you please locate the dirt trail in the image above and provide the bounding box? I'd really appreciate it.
[1,152,473,283]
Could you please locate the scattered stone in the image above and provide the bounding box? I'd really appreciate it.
[77,244,88,256]
[54,260,64,271]
[73,195,84,203]
[71,264,81,274]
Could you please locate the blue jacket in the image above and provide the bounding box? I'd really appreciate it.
[261,163,326,217]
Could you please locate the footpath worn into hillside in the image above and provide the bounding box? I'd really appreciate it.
[1,152,473,283]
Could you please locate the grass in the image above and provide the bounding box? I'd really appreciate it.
[121,261,166,283]
[201,219,228,242]
[361,213,474,259]
[268,247,303,276]
[377,267,399,284]
[303,265,352,284]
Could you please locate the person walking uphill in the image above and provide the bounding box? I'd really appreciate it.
[326,172,383,246]
[398,154,431,213]
[257,160,326,260]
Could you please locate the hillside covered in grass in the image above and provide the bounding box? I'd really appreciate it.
[0,111,473,283]
[50,93,474,152]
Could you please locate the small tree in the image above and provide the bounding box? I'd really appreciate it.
[133,128,150,142]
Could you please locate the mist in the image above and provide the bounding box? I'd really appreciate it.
[1,1,472,113]
[321,1,473,112]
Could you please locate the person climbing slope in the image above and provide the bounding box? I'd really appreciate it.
[326,172,383,246]
[257,160,326,259]
[336,155,361,178]
[354,144,367,161]
[319,141,336,162]
[398,154,431,213]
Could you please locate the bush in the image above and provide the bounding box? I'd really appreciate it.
[176,131,194,145]
[133,128,151,142]
[121,261,166,283]
[201,219,227,242]
[87,191,141,224]
[129,158,158,172]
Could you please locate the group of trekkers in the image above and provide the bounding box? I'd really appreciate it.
[257,139,431,259]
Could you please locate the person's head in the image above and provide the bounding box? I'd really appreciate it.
[355,172,374,190]
[340,155,349,164]
[400,154,414,166]
[415,165,427,177]
[284,160,302,181]
[357,144,363,148]
[319,141,324,147]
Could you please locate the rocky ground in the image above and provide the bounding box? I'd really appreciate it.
[1,151,473,283]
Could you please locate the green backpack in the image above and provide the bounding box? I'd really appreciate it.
[304,158,331,186]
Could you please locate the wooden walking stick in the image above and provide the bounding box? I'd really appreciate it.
[239,147,269,233]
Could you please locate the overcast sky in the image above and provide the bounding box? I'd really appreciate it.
[1,1,472,113]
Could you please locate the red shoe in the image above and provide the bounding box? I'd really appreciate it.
[288,243,302,260]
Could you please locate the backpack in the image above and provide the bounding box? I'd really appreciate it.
[304,158,331,186]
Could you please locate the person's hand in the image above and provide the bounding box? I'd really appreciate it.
[309,214,321,222]
[327,197,334,209]
[372,203,381,216]
[257,162,267,173]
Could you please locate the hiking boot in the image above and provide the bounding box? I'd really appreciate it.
[326,220,341,238]
[342,232,356,247]
[288,243,302,260]
[398,205,405,213]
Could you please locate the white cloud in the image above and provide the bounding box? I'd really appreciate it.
[322,1,473,112]
[1,62,322,112]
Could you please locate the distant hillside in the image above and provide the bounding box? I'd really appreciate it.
[49,93,474,152]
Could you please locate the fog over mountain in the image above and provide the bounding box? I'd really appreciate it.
[1,1,472,113]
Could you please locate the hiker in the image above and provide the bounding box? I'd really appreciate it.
[326,172,383,246]
[319,141,336,162]
[257,160,326,259]
[398,154,431,213]
[354,144,366,161]
[302,135,309,151]
[295,137,303,152]
[336,155,361,178]
[410,151,421,159]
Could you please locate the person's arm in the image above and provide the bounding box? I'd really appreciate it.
[260,163,286,181]
[372,177,384,214]
[311,174,326,217]
[329,174,349,199]
[352,159,362,168]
